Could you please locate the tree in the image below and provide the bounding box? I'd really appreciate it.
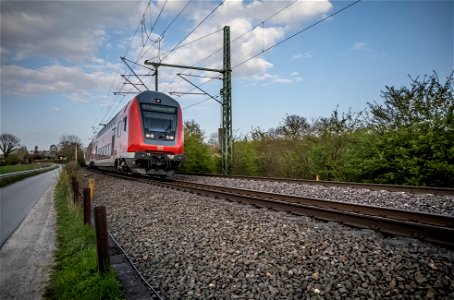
[0,133,20,159]
[5,146,29,165]
[276,114,311,139]
[367,71,454,186]
[313,108,366,136]
[58,135,84,164]
[180,120,216,173]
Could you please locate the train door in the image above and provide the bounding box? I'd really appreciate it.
[111,134,115,157]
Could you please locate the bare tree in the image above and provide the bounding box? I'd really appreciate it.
[0,133,20,159]
[58,135,83,162]
[276,114,311,139]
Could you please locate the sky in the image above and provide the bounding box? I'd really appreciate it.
[1,0,452,151]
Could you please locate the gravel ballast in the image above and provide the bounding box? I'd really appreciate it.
[174,175,454,216]
[87,171,454,299]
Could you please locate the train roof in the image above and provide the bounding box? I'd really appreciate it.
[136,90,180,106]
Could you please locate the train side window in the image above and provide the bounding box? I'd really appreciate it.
[123,117,127,131]
[117,121,122,137]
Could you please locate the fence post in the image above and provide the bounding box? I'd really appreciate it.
[83,188,90,225]
[94,206,110,274]
[72,177,79,204]
[88,178,95,201]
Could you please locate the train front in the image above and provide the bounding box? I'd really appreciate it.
[127,91,185,177]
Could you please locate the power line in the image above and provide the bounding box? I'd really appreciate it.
[126,1,224,98]
[194,0,299,68]
[149,0,167,38]
[146,28,223,64]
[137,0,193,64]
[234,0,362,70]
[173,0,362,111]
[93,1,152,131]
[96,0,363,129]
[160,1,225,62]
[159,0,192,40]
[162,0,300,100]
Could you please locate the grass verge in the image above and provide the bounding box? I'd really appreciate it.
[44,163,123,299]
[0,165,59,188]
[0,163,47,174]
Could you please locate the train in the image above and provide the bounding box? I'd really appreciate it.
[85,90,185,178]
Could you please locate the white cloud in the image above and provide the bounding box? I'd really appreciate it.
[148,0,332,84]
[1,0,332,104]
[293,51,313,59]
[246,0,332,27]
[1,64,117,102]
[352,42,367,51]
[1,1,146,62]
[251,71,303,84]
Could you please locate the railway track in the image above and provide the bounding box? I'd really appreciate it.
[91,169,454,248]
[177,173,454,196]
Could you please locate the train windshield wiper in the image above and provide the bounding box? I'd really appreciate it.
[166,121,173,132]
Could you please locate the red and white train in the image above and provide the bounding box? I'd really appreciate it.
[85,91,185,177]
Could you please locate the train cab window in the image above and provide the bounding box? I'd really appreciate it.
[142,111,177,132]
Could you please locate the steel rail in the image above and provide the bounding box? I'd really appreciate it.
[177,173,454,196]
[163,181,454,228]
[85,169,454,248]
[108,230,164,300]
[148,179,454,248]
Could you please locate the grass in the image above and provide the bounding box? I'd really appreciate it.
[0,164,58,188]
[44,163,124,299]
[0,163,47,174]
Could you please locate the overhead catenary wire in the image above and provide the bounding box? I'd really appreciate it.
[137,0,193,64]
[96,0,363,129]
[193,0,299,68]
[233,0,363,70]
[174,0,363,111]
[148,0,167,40]
[120,0,224,98]
[93,1,152,133]
[170,0,300,103]
[159,1,225,62]
[141,0,227,95]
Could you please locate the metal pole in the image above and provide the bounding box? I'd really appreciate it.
[222,26,232,175]
[155,66,159,91]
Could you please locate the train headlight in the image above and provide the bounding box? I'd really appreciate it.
[166,135,175,141]
[145,133,151,139]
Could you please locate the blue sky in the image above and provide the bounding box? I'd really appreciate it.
[1,0,452,151]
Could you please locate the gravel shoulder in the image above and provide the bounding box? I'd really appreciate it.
[88,171,454,299]
[0,182,57,299]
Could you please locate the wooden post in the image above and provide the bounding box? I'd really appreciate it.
[94,206,110,274]
[72,178,79,204]
[88,178,95,201]
[83,188,90,225]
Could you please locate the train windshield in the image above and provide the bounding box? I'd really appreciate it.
[142,110,177,133]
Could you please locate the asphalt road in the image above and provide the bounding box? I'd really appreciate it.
[0,167,61,247]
